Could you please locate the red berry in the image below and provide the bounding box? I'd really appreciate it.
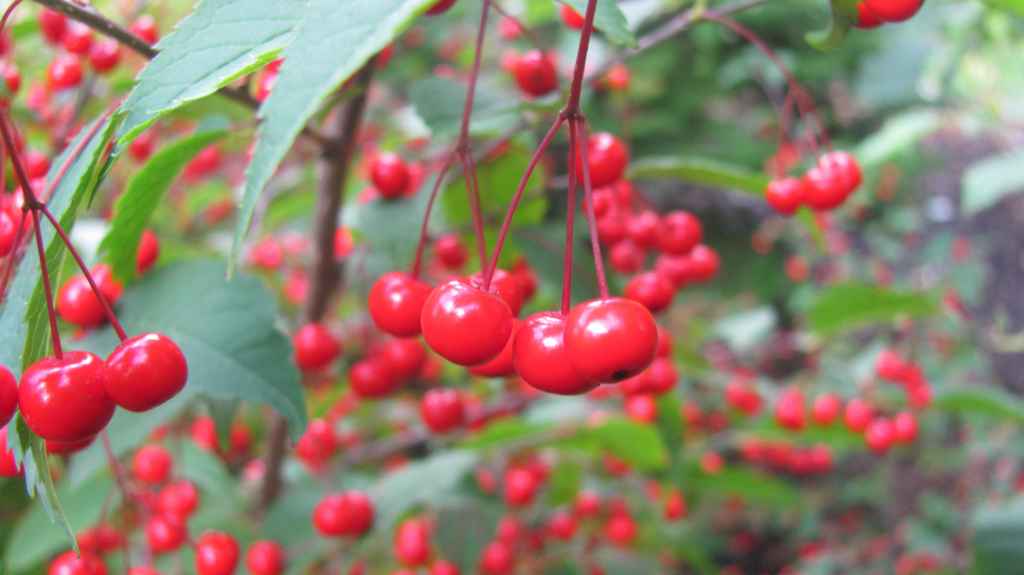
[1,62,20,93]
[47,54,83,91]
[349,357,400,398]
[764,177,805,215]
[394,519,432,567]
[514,311,596,395]
[420,389,465,433]
[774,388,806,430]
[314,491,374,538]
[864,417,895,454]
[819,151,862,194]
[48,550,107,575]
[379,338,426,381]
[434,233,467,270]
[47,435,96,455]
[580,132,629,188]
[39,8,68,44]
[132,444,173,484]
[844,398,874,433]
[624,271,675,313]
[480,540,514,575]
[574,490,601,517]
[146,515,187,554]
[131,15,160,45]
[425,0,458,15]
[560,4,585,28]
[685,244,720,282]
[503,467,538,507]
[105,333,188,412]
[811,393,841,425]
[295,418,337,464]
[875,349,909,381]
[603,513,637,547]
[127,568,161,575]
[246,540,286,575]
[658,211,702,255]
[24,150,50,179]
[863,0,922,22]
[157,480,200,520]
[0,364,15,427]
[62,22,93,55]
[89,39,122,73]
[511,50,558,98]
[136,230,160,274]
[370,152,411,199]
[292,323,341,373]
[625,393,658,423]
[565,298,657,383]
[334,226,354,259]
[626,210,661,248]
[609,240,644,274]
[0,208,18,257]
[194,531,240,575]
[0,425,22,477]
[892,411,918,443]
[664,490,687,520]
[855,2,884,27]
[725,379,761,415]
[468,269,524,316]
[368,272,432,337]
[421,279,514,366]
[19,351,114,442]
[57,265,122,328]
[430,560,460,575]
[802,165,845,211]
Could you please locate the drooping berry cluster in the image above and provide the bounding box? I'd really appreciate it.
[765,151,863,215]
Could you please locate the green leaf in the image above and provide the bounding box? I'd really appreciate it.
[690,466,802,508]
[369,450,478,533]
[5,468,113,573]
[435,498,502,571]
[805,283,939,336]
[117,0,304,143]
[628,156,770,195]
[561,0,637,48]
[233,0,437,266]
[410,77,519,139]
[546,459,583,506]
[972,497,1024,575]
[77,260,308,441]
[961,148,1024,216]
[462,418,555,450]
[982,0,1024,16]
[101,124,229,281]
[805,0,858,51]
[855,109,940,168]
[582,418,668,472]
[933,388,1024,425]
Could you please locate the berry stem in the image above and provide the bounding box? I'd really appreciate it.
[30,218,63,359]
[560,120,579,315]
[410,154,456,278]
[572,118,609,298]
[458,0,491,144]
[0,0,22,37]
[100,431,136,553]
[483,116,564,289]
[37,205,129,341]
[461,152,489,271]
[564,0,600,115]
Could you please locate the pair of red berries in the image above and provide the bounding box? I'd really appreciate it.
[18,332,187,442]
[855,0,924,28]
[765,151,862,215]
[313,490,375,538]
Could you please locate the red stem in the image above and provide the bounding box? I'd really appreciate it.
[0,208,27,299]
[31,217,63,359]
[410,154,456,278]
[483,117,564,288]
[564,0,600,114]
[38,206,128,341]
[560,121,579,315]
[101,430,136,570]
[572,118,608,298]
[458,0,491,143]
[0,115,41,207]
[0,0,22,37]
[460,152,488,270]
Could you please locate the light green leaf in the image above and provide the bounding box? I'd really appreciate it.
[629,156,770,195]
[561,0,637,47]
[962,148,1024,215]
[101,124,229,281]
[806,0,858,51]
[933,388,1024,425]
[582,418,668,472]
[77,260,308,441]
[118,0,304,143]
[982,0,1024,16]
[234,0,437,266]
[410,77,519,139]
[806,283,939,336]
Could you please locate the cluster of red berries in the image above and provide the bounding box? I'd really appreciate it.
[739,439,834,476]
[855,0,924,29]
[764,151,863,215]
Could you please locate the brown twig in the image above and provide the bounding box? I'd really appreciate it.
[257,64,376,512]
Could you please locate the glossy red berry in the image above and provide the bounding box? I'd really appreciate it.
[560,4,585,28]
[863,0,923,22]
[875,349,909,381]
[468,318,519,377]
[19,351,114,442]
[134,229,160,274]
[624,271,675,313]
[421,280,514,366]
[379,338,426,381]
[565,298,658,383]
[24,150,50,179]
[844,398,874,433]
[855,2,884,27]
[132,444,173,484]
[0,425,22,477]
[1,62,19,94]
[864,417,895,454]
[292,323,341,373]
[802,165,845,211]
[425,0,458,15]
[0,208,17,258]
[811,393,841,426]
[313,491,374,537]
[503,467,538,506]
[893,411,918,443]
[46,435,96,455]
[514,311,596,395]
[609,240,644,274]
[581,132,629,188]
[349,357,400,398]
[394,519,432,567]
[604,513,637,547]
[0,364,16,428]
[62,22,93,55]
[479,540,514,575]
[658,211,702,255]
[146,515,187,554]
[368,272,432,337]
[295,418,337,464]
[131,15,160,45]
[194,531,240,575]
[105,333,188,412]
[420,389,465,433]
[245,540,286,575]
[370,152,411,199]
[819,151,862,193]
[511,50,558,98]
[434,233,467,270]
[47,54,83,91]
[765,177,805,215]
[157,480,200,521]
[430,560,460,575]
[57,265,122,328]
[469,269,524,316]
[626,210,661,248]
[48,550,107,575]
[774,388,806,430]
[39,8,68,44]
[725,379,761,415]
[89,39,122,73]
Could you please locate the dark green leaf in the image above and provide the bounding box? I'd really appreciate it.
[234,0,437,266]
[583,418,668,472]
[805,0,858,51]
[805,283,939,336]
[629,156,770,195]
[118,0,304,143]
[77,260,308,441]
[962,148,1024,215]
[561,0,637,48]
[690,466,802,508]
[101,124,229,281]
[435,498,502,571]
[546,459,583,506]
